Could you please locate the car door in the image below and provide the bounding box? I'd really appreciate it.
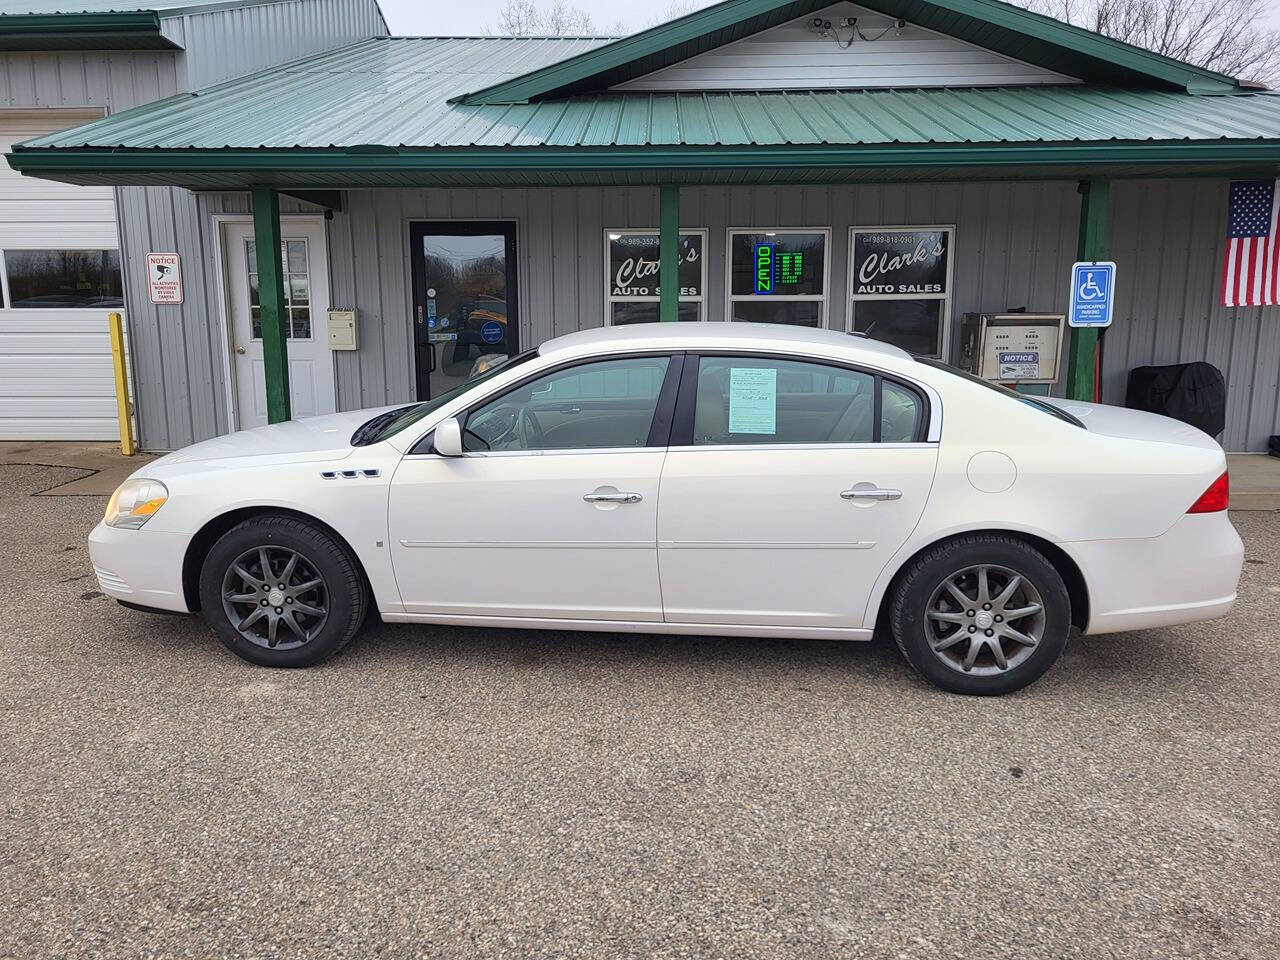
[657,353,938,630]
[388,353,680,622]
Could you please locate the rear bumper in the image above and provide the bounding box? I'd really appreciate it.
[1067,512,1243,635]
[88,522,192,613]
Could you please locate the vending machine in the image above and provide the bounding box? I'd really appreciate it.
[957,313,1067,388]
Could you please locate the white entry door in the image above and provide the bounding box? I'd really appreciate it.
[224,219,335,429]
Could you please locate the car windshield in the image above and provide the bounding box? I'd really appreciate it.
[351,350,538,446]
[914,356,1085,428]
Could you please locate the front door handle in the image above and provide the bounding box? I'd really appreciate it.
[583,491,643,504]
[841,486,902,501]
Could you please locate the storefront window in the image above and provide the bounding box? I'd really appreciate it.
[728,229,828,326]
[605,229,706,324]
[2,249,123,309]
[849,227,953,357]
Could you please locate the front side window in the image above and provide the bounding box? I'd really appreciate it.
[2,249,123,309]
[690,356,922,445]
[849,226,953,357]
[728,230,828,327]
[463,355,671,452]
[606,229,706,324]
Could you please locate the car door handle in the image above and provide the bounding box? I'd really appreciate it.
[841,486,902,501]
[583,492,643,504]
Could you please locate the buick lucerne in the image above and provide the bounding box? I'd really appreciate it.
[90,324,1243,695]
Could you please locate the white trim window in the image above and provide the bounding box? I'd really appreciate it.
[605,228,707,324]
[849,225,955,358]
[727,228,830,327]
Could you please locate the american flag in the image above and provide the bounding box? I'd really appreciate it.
[1222,179,1279,307]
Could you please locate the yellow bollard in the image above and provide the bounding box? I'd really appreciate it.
[107,312,135,456]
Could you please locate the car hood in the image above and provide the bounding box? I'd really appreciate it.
[147,406,404,469]
[1041,398,1221,451]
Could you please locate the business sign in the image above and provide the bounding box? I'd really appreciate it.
[729,232,826,297]
[851,229,949,298]
[146,252,182,304]
[1069,261,1116,327]
[998,351,1040,380]
[607,231,703,298]
[480,319,504,345]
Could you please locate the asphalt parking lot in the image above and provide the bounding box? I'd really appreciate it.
[1,462,1278,959]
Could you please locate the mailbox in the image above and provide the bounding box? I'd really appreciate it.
[327,309,357,351]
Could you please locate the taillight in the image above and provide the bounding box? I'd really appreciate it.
[1187,471,1229,513]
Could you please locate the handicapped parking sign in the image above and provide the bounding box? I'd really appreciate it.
[1069,261,1116,328]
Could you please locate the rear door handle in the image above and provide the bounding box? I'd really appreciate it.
[583,492,643,504]
[841,486,902,501]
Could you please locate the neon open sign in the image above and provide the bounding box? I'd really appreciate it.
[753,242,805,295]
[754,242,774,294]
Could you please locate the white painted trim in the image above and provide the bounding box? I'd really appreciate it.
[848,223,956,360]
[603,227,709,324]
[212,213,333,432]
[725,226,833,327]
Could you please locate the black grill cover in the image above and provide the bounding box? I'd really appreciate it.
[1124,362,1226,438]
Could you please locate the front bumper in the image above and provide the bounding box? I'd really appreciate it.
[1068,511,1244,635]
[88,521,192,613]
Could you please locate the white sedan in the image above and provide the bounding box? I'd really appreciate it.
[90,324,1243,695]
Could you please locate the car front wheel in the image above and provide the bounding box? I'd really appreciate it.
[890,535,1071,696]
[198,515,367,667]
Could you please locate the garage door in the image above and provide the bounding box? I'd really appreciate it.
[1,108,124,440]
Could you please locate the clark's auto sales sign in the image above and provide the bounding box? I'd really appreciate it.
[852,229,949,297]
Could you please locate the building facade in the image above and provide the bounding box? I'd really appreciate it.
[8,0,1280,451]
[0,0,386,439]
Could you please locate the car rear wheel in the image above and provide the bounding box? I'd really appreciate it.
[198,515,366,667]
[890,535,1071,696]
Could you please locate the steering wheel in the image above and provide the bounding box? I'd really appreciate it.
[467,405,520,450]
[519,407,546,449]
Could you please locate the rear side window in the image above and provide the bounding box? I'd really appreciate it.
[688,356,923,445]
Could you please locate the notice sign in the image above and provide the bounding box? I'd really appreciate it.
[146,252,183,304]
[852,229,949,297]
[998,351,1040,380]
[728,367,777,435]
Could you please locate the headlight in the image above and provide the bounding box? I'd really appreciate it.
[104,478,168,529]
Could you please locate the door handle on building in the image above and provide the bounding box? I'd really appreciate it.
[583,491,643,504]
[840,486,902,501]
[235,346,246,355]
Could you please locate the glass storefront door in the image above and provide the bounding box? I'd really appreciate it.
[409,222,519,399]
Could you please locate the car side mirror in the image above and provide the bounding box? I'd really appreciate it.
[433,417,463,457]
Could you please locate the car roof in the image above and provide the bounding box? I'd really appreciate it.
[538,322,912,363]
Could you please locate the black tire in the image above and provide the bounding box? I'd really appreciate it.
[890,535,1071,696]
[198,515,367,667]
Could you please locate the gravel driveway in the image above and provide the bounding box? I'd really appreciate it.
[2,462,1277,959]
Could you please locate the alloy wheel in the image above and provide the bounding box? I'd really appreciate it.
[923,564,1046,676]
[221,545,329,650]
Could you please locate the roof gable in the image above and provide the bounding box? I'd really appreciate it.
[612,2,1078,91]
[455,0,1238,103]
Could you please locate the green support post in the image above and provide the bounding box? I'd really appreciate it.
[1066,179,1109,402]
[251,185,291,423]
[659,183,680,323]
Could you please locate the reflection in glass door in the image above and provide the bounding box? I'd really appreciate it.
[409,222,519,400]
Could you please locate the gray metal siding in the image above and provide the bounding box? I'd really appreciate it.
[1103,179,1280,452]
[0,50,183,110]
[124,180,1277,452]
[160,0,388,89]
[613,1,1076,91]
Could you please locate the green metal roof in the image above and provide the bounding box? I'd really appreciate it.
[7,35,1279,188]
[456,0,1240,103]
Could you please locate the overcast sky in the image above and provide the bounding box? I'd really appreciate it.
[381,0,1280,37]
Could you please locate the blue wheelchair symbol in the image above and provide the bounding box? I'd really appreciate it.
[1069,261,1116,327]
